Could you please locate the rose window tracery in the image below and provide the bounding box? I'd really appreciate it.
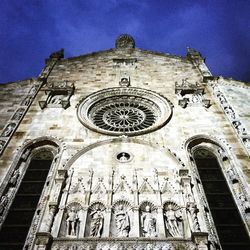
[77,88,172,136]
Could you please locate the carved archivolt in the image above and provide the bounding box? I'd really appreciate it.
[185,135,250,247]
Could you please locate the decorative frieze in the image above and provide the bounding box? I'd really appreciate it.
[211,83,250,155]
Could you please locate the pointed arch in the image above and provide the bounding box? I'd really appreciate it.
[0,137,62,249]
[185,135,250,249]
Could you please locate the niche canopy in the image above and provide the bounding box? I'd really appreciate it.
[77,88,172,136]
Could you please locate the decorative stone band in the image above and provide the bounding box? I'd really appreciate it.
[77,87,173,136]
[211,83,250,155]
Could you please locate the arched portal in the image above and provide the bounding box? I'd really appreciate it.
[0,139,60,250]
[193,147,250,250]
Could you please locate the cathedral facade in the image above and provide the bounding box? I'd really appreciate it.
[0,34,250,250]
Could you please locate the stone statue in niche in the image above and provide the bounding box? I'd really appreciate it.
[90,207,104,237]
[9,169,20,187]
[164,203,183,237]
[2,123,15,137]
[183,179,195,203]
[115,205,130,237]
[0,195,8,215]
[141,205,157,237]
[66,206,79,236]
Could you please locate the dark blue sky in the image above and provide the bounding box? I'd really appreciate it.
[0,0,250,84]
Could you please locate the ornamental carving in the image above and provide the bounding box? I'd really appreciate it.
[175,79,210,108]
[115,34,135,49]
[39,81,75,109]
[77,87,172,136]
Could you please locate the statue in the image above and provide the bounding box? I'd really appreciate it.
[0,195,8,215]
[90,207,104,237]
[2,123,15,137]
[141,206,157,237]
[164,204,182,237]
[115,205,130,237]
[9,169,20,186]
[186,203,200,232]
[66,207,79,236]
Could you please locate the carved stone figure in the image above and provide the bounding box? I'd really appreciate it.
[0,195,8,215]
[12,108,25,120]
[141,206,157,237]
[50,95,64,105]
[2,123,15,137]
[243,138,250,150]
[9,169,20,186]
[224,106,236,120]
[66,207,79,236]
[115,205,130,237]
[183,179,195,203]
[164,204,183,237]
[233,120,246,135]
[90,208,104,237]
[0,140,5,152]
[186,203,200,232]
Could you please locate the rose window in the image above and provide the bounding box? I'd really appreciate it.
[77,88,172,136]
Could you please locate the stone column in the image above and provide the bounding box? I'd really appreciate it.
[132,206,140,237]
[103,206,112,237]
[40,204,57,232]
[78,206,88,238]
[157,206,166,238]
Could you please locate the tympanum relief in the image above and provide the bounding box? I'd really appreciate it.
[53,142,202,240]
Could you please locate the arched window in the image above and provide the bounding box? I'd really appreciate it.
[193,148,250,250]
[0,147,56,250]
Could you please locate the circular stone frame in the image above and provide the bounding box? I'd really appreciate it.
[77,87,173,136]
